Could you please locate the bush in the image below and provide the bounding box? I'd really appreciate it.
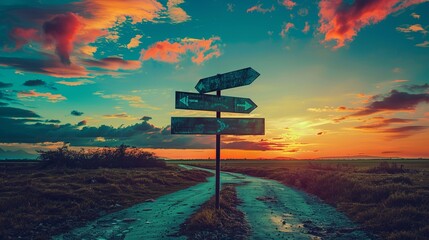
[37,144,166,169]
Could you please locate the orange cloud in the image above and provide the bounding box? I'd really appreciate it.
[140,37,221,64]
[127,35,143,49]
[167,0,190,23]
[56,79,95,86]
[396,24,427,34]
[318,0,427,49]
[17,90,66,102]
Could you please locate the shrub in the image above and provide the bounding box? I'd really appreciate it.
[37,144,166,169]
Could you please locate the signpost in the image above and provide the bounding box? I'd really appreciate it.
[171,117,264,135]
[171,67,264,209]
[175,91,257,113]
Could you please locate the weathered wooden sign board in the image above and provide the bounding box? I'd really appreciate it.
[171,67,265,209]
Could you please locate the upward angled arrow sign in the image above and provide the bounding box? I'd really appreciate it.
[195,67,260,93]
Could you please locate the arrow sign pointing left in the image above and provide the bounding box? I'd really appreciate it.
[175,91,257,114]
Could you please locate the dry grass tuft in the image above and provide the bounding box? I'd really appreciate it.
[180,185,250,240]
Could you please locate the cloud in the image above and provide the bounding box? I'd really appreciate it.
[9,27,40,50]
[411,12,420,19]
[318,0,427,49]
[280,22,295,38]
[94,91,159,109]
[403,83,429,92]
[354,117,416,130]
[0,107,40,118]
[71,110,84,116]
[23,79,57,90]
[396,24,427,34]
[82,57,141,70]
[103,113,136,120]
[302,21,310,33]
[381,126,428,138]
[23,79,47,87]
[17,90,66,103]
[246,4,275,14]
[222,140,286,151]
[392,79,408,83]
[349,90,429,117]
[281,0,296,10]
[77,120,87,126]
[227,3,234,12]
[0,116,214,149]
[167,0,190,23]
[416,41,429,47]
[0,82,13,88]
[141,116,152,122]
[0,56,89,78]
[141,37,221,64]
[56,79,95,86]
[43,12,81,65]
[127,34,143,49]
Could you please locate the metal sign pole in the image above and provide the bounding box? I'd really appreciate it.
[215,90,221,209]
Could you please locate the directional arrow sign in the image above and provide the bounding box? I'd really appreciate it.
[171,117,264,135]
[175,91,257,113]
[195,67,260,94]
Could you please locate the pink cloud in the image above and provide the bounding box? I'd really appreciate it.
[302,22,310,33]
[9,28,40,50]
[43,12,81,65]
[318,0,427,49]
[281,0,296,10]
[246,4,275,14]
[280,22,295,38]
[141,37,221,64]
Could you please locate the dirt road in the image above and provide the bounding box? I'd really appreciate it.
[55,165,370,239]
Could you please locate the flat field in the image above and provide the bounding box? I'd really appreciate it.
[0,163,211,240]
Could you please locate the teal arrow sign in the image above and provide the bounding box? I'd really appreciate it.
[175,91,257,113]
[171,117,264,135]
[195,67,260,94]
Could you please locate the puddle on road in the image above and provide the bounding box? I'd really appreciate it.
[270,214,304,233]
[270,214,322,240]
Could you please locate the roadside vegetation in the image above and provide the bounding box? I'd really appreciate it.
[179,185,250,240]
[213,161,429,240]
[0,145,211,239]
[38,144,166,169]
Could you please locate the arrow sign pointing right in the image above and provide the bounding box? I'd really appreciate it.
[195,67,260,94]
[171,117,265,135]
[175,91,257,113]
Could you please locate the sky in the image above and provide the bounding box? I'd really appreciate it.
[0,0,428,160]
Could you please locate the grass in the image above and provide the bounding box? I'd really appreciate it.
[179,185,250,240]
[183,159,429,240]
[0,164,211,239]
